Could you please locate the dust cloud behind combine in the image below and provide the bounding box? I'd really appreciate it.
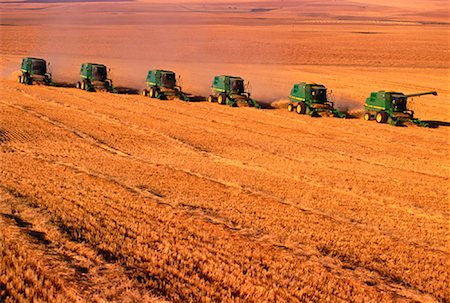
[1,0,449,302]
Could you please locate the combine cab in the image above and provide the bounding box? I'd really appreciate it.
[142,70,189,101]
[364,91,437,127]
[208,75,260,108]
[18,57,52,85]
[287,83,345,118]
[76,63,115,92]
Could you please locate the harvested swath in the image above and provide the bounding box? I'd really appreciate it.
[1,80,448,302]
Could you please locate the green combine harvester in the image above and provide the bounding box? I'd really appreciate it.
[287,82,345,118]
[76,63,115,92]
[18,57,52,85]
[208,75,260,108]
[364,91,437,127]
[142,70,189,101]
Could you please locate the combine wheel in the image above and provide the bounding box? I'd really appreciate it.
[24,76,32,85]
[80,81,86,90]
[296,101,307,114]
[18,75,22,83]
[84,81,93,91]
[142,89,149,97]
[21,75,29,84]
[375,111,388,124]
[287,103,294,112]
[217,93,227,105]
[208,95,215,103]
[44,75,51,85]
[76,82,81,89]
[149,87,157,98]
[364,112,371,121]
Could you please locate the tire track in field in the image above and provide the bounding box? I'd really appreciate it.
[45,84,446,160]
[8,88,450,239]
[3,100,448,300]
[32,94,446,229]
[0,185,167,303]
[5,102,448,260]
[4,98,449,252]
[12,85,450,209]
[2,90,376,187]
[1,100,434,223]
[37,83,450,170]
[4,101,131,158]
[1,161,441,303]
[13,87,448,184]
[140,94,445,154]
[118,95,447,179]
[3,154,444,303]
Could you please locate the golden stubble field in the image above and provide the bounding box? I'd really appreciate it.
[1,0,449,302]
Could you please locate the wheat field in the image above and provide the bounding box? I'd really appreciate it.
[1,78,449,302]
[1,0,449,302]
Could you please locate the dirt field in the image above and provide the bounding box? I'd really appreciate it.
[1,0,449,302]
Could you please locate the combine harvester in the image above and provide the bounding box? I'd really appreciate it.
[142,70,190,101]
[208,75,261,108]
[76,63,115,93]
[364,90,437,127]
[18,57,52,85]
[287,82,346,118]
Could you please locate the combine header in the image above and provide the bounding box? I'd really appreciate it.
[76,63,115,93]
[364,91,437,127]
[287,83,345,118]
[18,57,52,85]
[208,75,260,108]
[142,70,189,101]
